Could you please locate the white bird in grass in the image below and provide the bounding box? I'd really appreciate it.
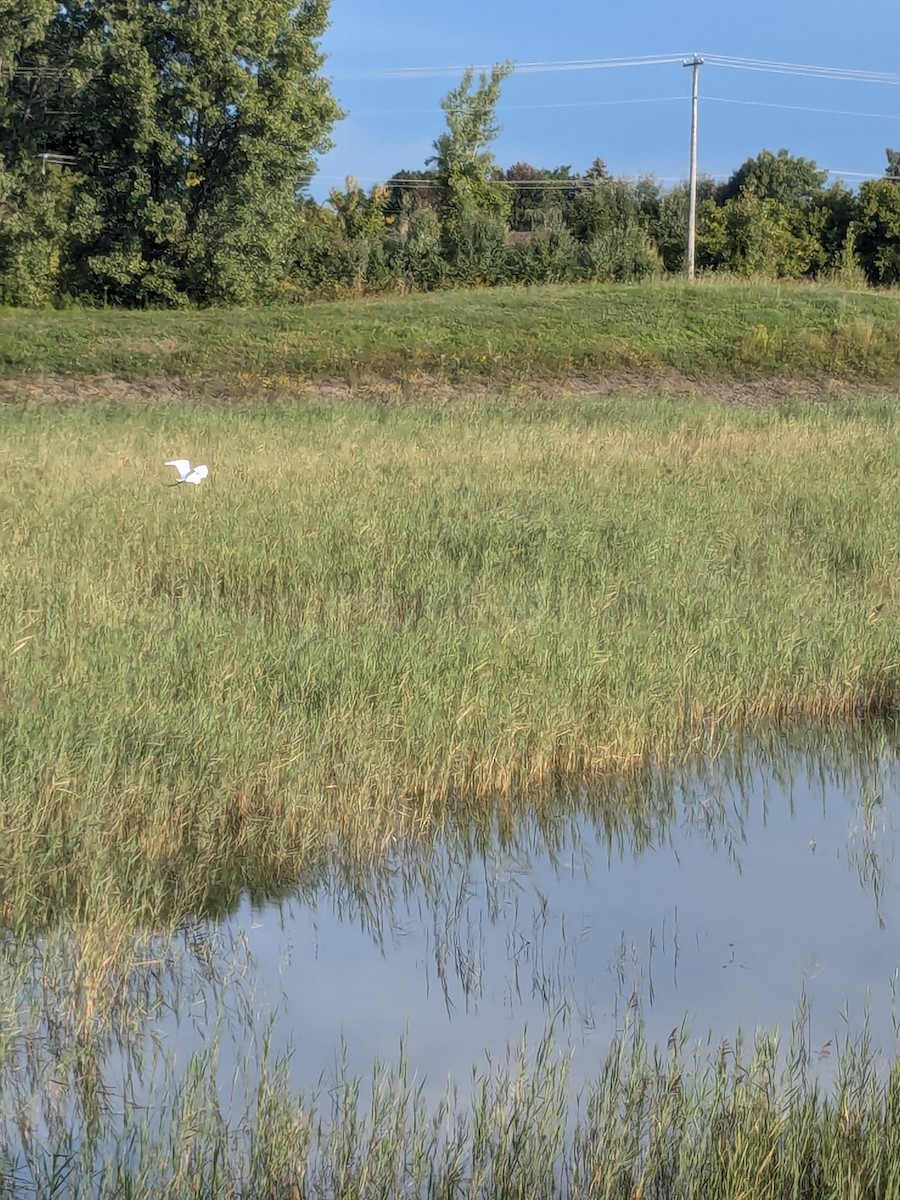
[165,459,209,486]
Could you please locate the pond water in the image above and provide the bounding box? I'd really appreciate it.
[5,733,900,1182]
[163,734,900,1103]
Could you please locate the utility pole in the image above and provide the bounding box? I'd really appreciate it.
[683,55,703,282]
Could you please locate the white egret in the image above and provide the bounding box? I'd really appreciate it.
[165,459,209,486]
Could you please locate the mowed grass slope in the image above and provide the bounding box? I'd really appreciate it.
[3,280,900,383]
[4,393,900,925]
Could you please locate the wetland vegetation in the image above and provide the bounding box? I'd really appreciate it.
[4,280,900,1194]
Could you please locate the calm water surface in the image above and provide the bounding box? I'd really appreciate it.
[6,735,900,1192]
[182,737,900,1097]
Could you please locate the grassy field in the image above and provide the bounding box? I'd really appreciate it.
[2,278,900,385]
[4,280,900,1192]
[4,381,900,928]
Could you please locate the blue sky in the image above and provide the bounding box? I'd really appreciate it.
[312,0,900,200]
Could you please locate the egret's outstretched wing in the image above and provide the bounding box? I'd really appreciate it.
[185,464,209,485]
[165,459,191,478]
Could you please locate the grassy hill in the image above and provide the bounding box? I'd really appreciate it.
[3,280,900,390]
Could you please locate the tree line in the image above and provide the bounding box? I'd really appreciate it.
[3,9,900,307]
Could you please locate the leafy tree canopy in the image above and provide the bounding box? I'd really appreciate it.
[0,0,342,303]
[429,62,512,226]
[719,148,827,206]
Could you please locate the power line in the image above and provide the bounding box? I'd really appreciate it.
[824,169,900,181]
[350,96,685,118]
[704,95,900,121]
[344,93,900,121]
[320,175,687,188]
[330,53,689,80]
[703,54,900,86]
[330,51,900,86]
[345,93,900,123]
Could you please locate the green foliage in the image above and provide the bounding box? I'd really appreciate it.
[382,169,442,222]
[0,0,341,305]
[507,222,580,284]
[855,178,900,285]
[0,158,73,305]
[651,185,688,273]
[568,175,646,243]
[0,2,76,303]
[290,202,363,297]
[327,176,388,242]
[579,223,661,282]
[6,387,900,924]
[0,0,55,80]
[430,63,513,233]
[816,181,860,270]
[719,147,828,205]
[6,13,900,305]
[698,193,825,278]
[441,208,511,285]
[314,176,392,293]
[697,150,830,279]
[385,200,446,290]
[6,988,900,1200]
[505,161,575,232]
[826,224,869,289]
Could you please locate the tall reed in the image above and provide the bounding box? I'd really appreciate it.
[5,1013,900,1199]
[4,393,900,928]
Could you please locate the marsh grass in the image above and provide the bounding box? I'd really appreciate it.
[4,392,900,929]
[7,1011,900,1198]
[0,740,897,1195]
[2,280,900,384]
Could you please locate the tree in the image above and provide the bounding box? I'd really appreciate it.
[705,150,828,279]
[385,200,445,291]
[568,175,645,243]
[503,162,577,231]
[0,0,343,304]
[718,148,827,205]
[0,0,56,90]
[328,177,387,241]
[815,182,860,270]
[320,176,390,293]
[429,63,512,230]
[0,0,76,304]
[647,177,716,273]
[855,179,900,284]
[697,193,825,278]
[584,157,609,182]
[382,169,442,224]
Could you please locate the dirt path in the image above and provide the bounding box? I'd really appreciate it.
[1,369,897,407]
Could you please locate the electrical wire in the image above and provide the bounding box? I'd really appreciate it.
[704,95,900,121]
[330,53,689,80]
[349,95,685,118]
[703,54,900,86]
[329,51,900,86]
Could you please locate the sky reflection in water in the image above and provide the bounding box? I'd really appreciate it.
[213,735,900,1094]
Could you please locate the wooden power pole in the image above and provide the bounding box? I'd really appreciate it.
[683,55,703,281]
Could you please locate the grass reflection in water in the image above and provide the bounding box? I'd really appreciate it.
[1,731,899,1196]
